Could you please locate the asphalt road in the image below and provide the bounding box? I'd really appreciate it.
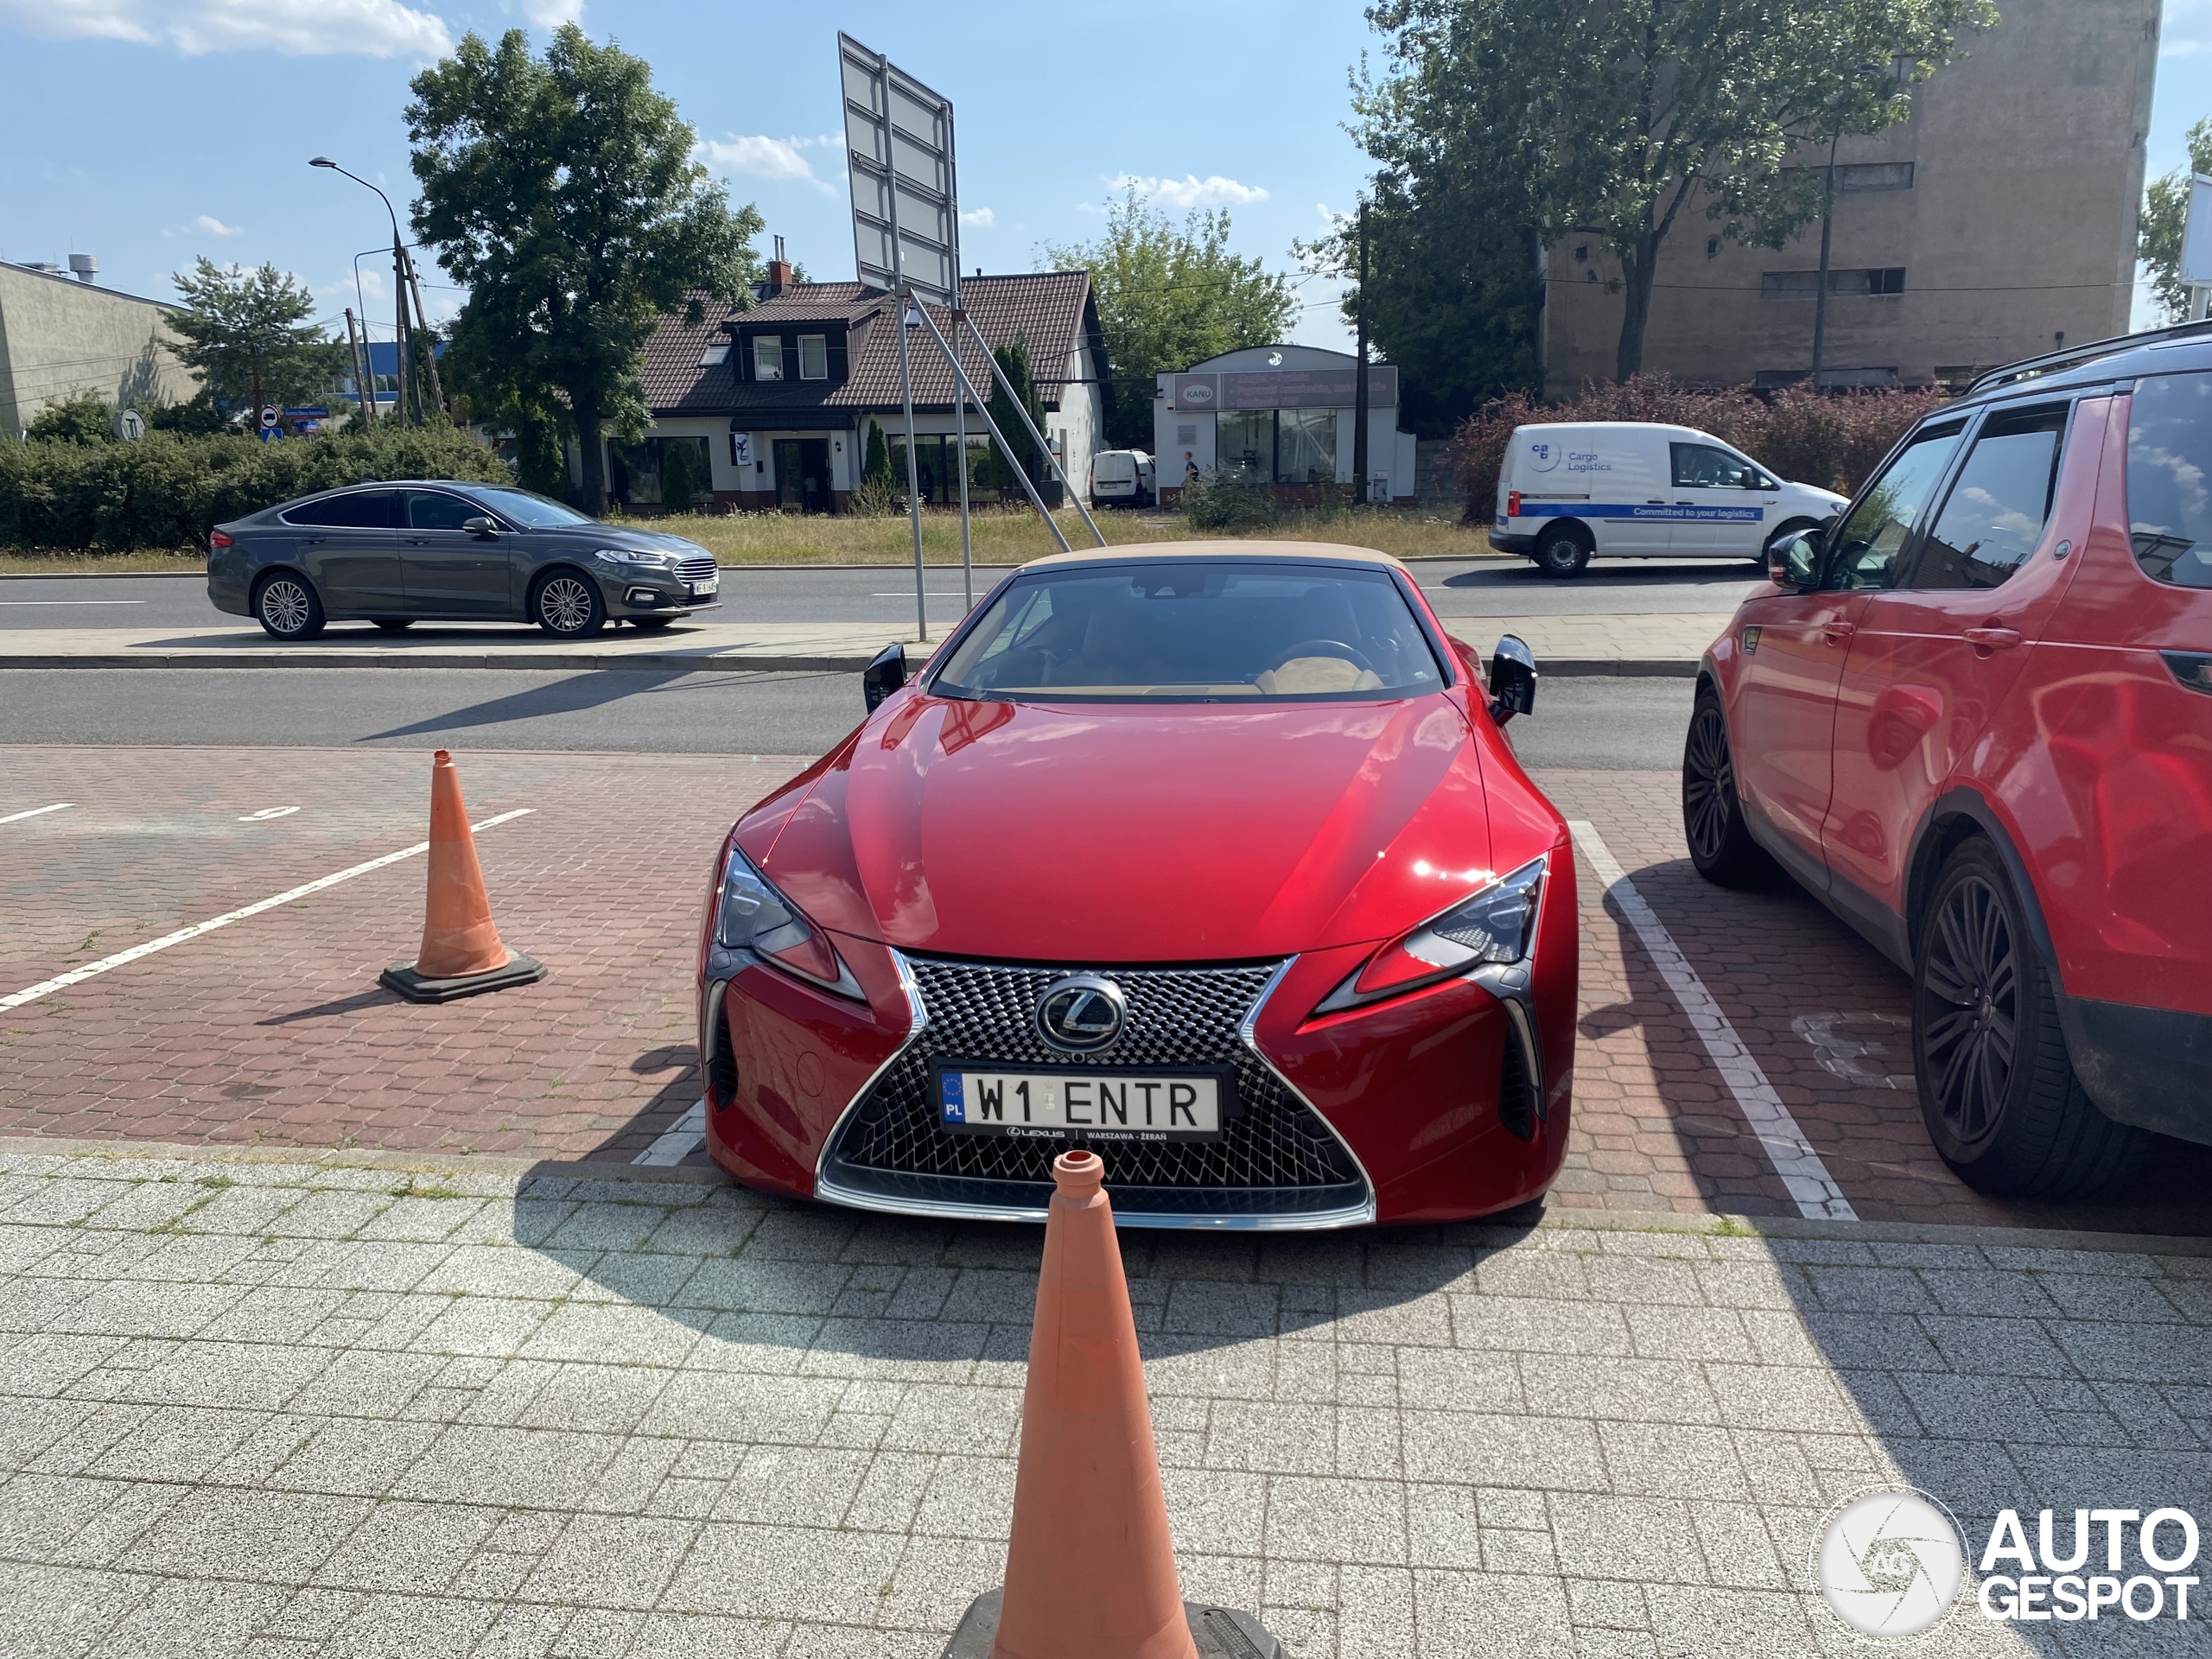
[0,667,1694,769]
[0,557,1764,632]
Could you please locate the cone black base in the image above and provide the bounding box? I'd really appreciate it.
[378,953,547,1004]
[940,1590,1292,1658]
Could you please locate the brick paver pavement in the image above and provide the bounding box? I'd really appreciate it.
[3,1144,2208,1658]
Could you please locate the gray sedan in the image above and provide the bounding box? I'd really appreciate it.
[207,481,721,639]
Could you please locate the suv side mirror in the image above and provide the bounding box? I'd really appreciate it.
[461,516,500,540]
[1487,633,1537,724]
[1770,531,1821,591]
[863,641,908,712]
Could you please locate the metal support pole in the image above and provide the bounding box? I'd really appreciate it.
[405,249,445,416]
[959,313,1107,548]
[344,308,373,429]
[893,289,929,641]
[909,304,1070,552]
[1810,130,1839,388]
[950,310,974,612]
[393,236,412,425]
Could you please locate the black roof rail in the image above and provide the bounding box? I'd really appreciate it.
[1965,319,2212,398]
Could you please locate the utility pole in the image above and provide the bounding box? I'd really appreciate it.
[393,233,413,425]
[1809,130,1840,389]
[404,249,444,417]
[344,309,373,427]
[1351,200,1370,505]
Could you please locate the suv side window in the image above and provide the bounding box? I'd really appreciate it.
[1909,403,2070,591]
[1669,442,1765,488]
[281,490,398,529]
[2126,371,2212,589]
[1822,420,1967,590]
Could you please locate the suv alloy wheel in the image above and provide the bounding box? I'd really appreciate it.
[1912,839,2147,1198]
[1681,689,1777,886]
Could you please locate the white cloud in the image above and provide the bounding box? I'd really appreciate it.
[194,214,242,237]
[0,0,454,56]
[959,207,994,230]
[696,134,839,196]
[518,0,581,23]
[1111,173,1269,208]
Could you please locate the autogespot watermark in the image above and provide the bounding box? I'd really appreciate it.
[1815,1489,2203,1639]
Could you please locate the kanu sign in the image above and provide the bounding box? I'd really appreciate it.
[1815,1490,2202,1638]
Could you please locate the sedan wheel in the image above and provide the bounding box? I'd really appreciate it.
[1911,839,2146,1197]
[1681,690,1776,887]
[255,574,325,640]
[531,572,606,638]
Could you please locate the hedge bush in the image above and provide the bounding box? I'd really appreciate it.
[0,424,512,553]
[1444,375,1951,526]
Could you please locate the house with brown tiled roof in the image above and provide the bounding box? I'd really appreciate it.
[613,260,1109,514]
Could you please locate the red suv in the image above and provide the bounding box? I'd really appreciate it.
[1685,323,2212,1198]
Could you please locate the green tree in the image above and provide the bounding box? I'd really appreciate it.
[986,339,1047,488]
[24,392,119,445]
[407,24,764,512]
[862,416,891,486]
[1045,189,1298,448]
[2141,118,2212,324]
[166,258,348,413]
[1362,0,1992,381]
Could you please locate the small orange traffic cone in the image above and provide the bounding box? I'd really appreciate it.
[941,1150,1289,1659]
[378,750,544,1003]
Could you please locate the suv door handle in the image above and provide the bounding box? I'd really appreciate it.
[1821,620,1857,645]
[1963,626,2023,650]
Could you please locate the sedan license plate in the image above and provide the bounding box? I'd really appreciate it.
[938,1068,1222,1141]
[688,577,719,598]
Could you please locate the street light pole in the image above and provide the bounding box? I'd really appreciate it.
[311,157,416,424]
[1351,200,1370,504]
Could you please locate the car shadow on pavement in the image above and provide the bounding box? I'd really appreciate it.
[358,666,702,741]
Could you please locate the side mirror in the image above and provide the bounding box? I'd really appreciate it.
[1769,531,1821,591]
[1487,633,1537,724]
[462,516,500,540]
[863,641,908,712]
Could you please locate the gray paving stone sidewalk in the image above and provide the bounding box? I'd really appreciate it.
[1,1144,2207,1659]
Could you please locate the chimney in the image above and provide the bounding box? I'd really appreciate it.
[765,233,791,297]
[67,253,98,284]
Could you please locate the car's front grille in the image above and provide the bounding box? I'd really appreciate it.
[821,956,1368,1219]
[676,556,717,583]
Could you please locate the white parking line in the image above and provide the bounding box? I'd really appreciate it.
[0,810,533,1013]
[632,1100,707,1166]
[1569,820,1859,1222]
[0,802,73,825]
[0,599,147,606]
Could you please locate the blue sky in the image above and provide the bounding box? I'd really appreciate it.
[0,0,2205,353]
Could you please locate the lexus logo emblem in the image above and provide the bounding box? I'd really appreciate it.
[1035,975,1126,1052]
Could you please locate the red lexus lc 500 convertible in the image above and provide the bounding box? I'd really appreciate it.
[694,543,1577,1227]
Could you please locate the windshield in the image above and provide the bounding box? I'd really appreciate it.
[467,486,596,529]
[931,561,1446,702]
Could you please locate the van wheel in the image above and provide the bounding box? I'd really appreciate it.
[1681,688,1778,887]
[1911,839,2150,1198]
[1534,524,1591,577]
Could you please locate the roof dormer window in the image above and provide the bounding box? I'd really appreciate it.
[752,336,784,382]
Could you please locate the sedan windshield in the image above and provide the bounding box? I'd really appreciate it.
[467,486,596,529]
[931,561,1446,701]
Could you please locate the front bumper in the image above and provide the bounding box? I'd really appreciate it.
[701,918,1575,1227]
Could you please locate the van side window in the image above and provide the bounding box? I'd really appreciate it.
[1910,404,2069,591]
[1822,421,1967,590]
[2126,372,2212,590]
[1670,443,1761,489]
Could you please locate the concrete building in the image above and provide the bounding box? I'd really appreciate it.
[1154,345,1419,505]
[628,264,1106,512]
[0,259,194,437]
[1541,0,2161,394]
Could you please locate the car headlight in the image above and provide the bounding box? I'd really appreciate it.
[593,547,676,570]
[716,842,862,999]
[1316,855,1546,1014]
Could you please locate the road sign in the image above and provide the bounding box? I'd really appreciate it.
[258,405,279,429]
[111,409,145,442]
[838,32,960,308]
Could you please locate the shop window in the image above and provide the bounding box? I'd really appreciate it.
[1217,410,1273,482]
[1278,409,1337,485]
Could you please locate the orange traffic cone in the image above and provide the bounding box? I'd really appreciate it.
[378,750,545,1003]
[941,1150,1289,1659]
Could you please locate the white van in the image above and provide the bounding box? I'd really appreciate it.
[1490,422,1847,577]
[1091,449,1156,508]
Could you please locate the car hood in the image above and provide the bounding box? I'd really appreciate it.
[550,524,712,556]
[751,693,1506,963]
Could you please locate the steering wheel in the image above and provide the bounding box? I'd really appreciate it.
[1268,638,1376,674]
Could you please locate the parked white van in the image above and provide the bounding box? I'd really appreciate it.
[1490,422,1847,577]
[1091,449,1156,508]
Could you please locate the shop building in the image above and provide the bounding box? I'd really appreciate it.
[624,263,1106,512]
[1154,346,1419,505]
